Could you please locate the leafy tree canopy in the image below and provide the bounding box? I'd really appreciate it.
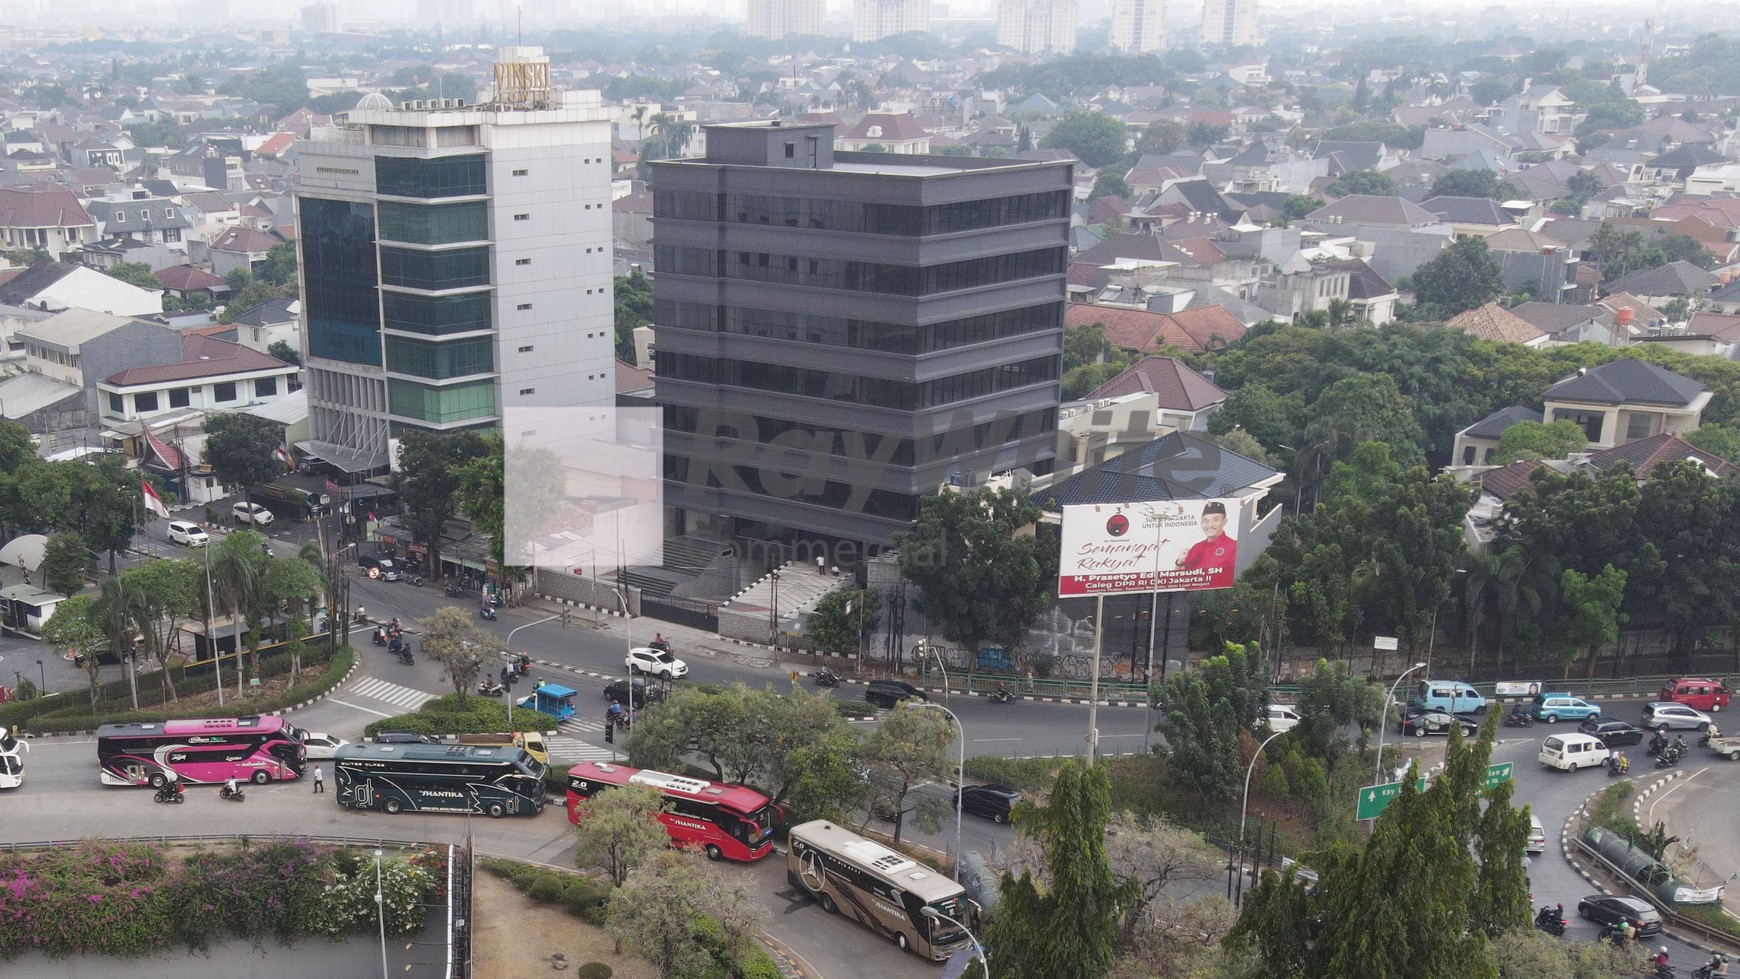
[1325,169,1396,197]
[1041,112,1130,168]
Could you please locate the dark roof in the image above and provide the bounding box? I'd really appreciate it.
[1082,356,1227,410]
[1313,140,1383,172]
[1463,406,1543,440]
[1648,144,1726,169]
[226,296,297,327]
[1544,358,1705,408]
[1418,195,1512,226]
[1166,178,1239,222]
[1305,194,1439,227]
[1585,432,1735,479]
[0,261,77,305]
[1606,260,1720,298]
[1317,258,1394,300]
[1074,233,1171,267]
[1048,431,1280,507]
[104,333,290,386]
[1507,302,1614,336]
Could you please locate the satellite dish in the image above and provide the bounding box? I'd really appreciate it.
[0,534,48,573]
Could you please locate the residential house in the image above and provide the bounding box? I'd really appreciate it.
[1708,278,1740,315]
[1540,358,1709,450]
[224,296,300,354]
[1418,195,1516,238]
[1082,355,1227,430]
[1480,227,1577,300]
[154,265,228,305]
[85,196,193,246]
[1604,261,1721,307]
[98,333,298,425]
[1065,303,1248,355]
[1506,302,1626,346]
[835,113,931,154]
[1684,164,1740,197]
[1451,405,1543,467]
[1312,140,1398,175]
[0,261,162,316]
[1419,124,1521,164]
[1642,144,1729,185]
[200,226,280,279]
[1302,194,1454,282]
[12,307,182,422]
[1493,85,1578,136]
[1202,141,1327,194]
[1442,303,1548,347]
[0,184,96,258]
[1319,257,1398,324]
[1253,254,1350,320]
[1636,311,1740,358]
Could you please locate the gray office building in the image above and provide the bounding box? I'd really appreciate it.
[650,121,1072,546]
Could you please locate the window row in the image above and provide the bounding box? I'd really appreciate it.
[374,154,487,198]
[655,301,1059,355]
[653,190,1069,235]
[657,246,1064,297]
[377,200,488,245]
[663,457,920,521]
[379,246,491,290]
[658,354,1057,409]
[385,334,495,379]
[382,290,493,336]
[387,378,496,423]
[661,405,1054,466]
[105,377,278,415]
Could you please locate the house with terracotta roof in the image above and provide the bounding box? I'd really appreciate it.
[1443,303,1548,347]
[1506,302,1625,347]
[97,332,298,425]
[835,113,931,154]
[155,264,228,305]
[1541,358,1709,450]
[1081,355,1226,426]
[0,184,96,258]
[1065,303,1247,355]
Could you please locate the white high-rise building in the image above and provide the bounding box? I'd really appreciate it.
[852,0,929,42]
[1109,0,1165,53]
[300,1,339,33]
[1200,0,1257,47]
[747,0,823,38]
[996,0,1077,55]
[292,48,616,472]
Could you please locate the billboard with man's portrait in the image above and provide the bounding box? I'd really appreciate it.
[1058,499,1245,597]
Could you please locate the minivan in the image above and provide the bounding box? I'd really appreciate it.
[358,554,401,581]
[232,501,274,526]
[864,680,927,709]
[1659,678,1730,714]
[1539,733,1608,772]
[1531,693,1601,723]
[167,520,209,547]
[1267,704,1301,733]
[1526,813,1546,854]
[1413,680,1487,716]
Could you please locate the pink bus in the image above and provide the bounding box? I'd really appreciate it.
[97,716,307,787]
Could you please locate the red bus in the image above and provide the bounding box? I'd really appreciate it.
[97,716,306,787]
[565,761,778,862]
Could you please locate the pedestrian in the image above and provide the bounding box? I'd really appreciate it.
[312,764,324,793]
[816,554,825,574]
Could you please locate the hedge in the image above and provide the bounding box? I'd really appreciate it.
[0,647,354,735]
[361,692,528,738]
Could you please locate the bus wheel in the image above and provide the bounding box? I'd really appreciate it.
[148,772,167,789]
[705,844,723,861]
[819,894,838,915]
[895,932,910,952]
[384,799,402,814]
[487,802,505,818]
[252,770,271,785]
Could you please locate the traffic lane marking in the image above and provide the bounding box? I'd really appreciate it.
[324,698,394,718]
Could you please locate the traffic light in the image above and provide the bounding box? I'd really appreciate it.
[604,722,614,744]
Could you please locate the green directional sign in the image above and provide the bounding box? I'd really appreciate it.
[1356,763,1514,820]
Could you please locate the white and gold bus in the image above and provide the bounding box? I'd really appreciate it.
[786,820,979,961]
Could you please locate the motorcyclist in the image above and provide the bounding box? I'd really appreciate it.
[607,700,625,725]
[224,776,239,798]
[1673,734,1688,754]
[1617,752,1628,773]
[1650,731,1668,753]
[1622,919,1637,943]
[1653,947,1670,969]
[1706,954,1730,977]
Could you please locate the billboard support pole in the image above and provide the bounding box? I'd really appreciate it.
[1087,593,1103,766]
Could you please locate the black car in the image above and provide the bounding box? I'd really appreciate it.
[1579,719,1644,747]
[1577,895,1663,936]
[604,677,666,709]
[1399,709,1480,738]
[956,784,1022,824]
[864,680,927,709]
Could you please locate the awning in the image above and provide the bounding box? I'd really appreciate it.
[295,440,388,474]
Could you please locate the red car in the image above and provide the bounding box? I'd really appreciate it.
[1659,678,1730,714]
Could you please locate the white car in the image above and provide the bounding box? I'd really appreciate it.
[301,732,350,760]
[232,501,275,526]
[626,646,688,679]
[167,520,209,547]
[1267,704,1301,733]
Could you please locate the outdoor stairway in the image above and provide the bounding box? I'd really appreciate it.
[619,535,731,599]
[724,561,848,624]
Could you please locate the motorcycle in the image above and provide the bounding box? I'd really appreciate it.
[1648,734,1669,757]
[396,650,415,666]
[812,667,840,687]
[371,628,387,646]
[1699,727,1720,748]
[1503,707,1535,728]
[445,584,464,598]
[406,573,424,587]
[648,637,672,653]
[1656,745,1683,768]
[988,688,1014,704]
[153,783,185,804]
[1533,906,1567,937]
[351,608,368,626]
[1692,957,1730,979]
[479,605,497,621]
[1607,755,1630,777]
[219,784,245,802]
[478,679,505,697]
[610,711,631,732]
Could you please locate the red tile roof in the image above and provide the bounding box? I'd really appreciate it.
[615,358,653,394]
[1444,303,1546,345]
[841,113,929,142]
[0,184,95,229]
[1065,303,1247,355]
[1084,355,1226,410]
[104,333,291,387]
[1585,432,1735,479]
[254,132,297,158]
[155,265,226,291]
[1475,460,1547,501]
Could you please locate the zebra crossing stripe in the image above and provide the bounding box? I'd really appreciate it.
[348,677,438,709]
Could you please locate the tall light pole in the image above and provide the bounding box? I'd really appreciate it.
[922,906,988,978]
[907,700,965,881]
[1374,662,1428,785]
[768,567,780,647]
[373,848,388,979]
[1236,729,1286,907]
[504,613,561,727]
[203,542,223,707]
[924,643,951,705]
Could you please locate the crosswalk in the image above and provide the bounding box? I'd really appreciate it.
[546,718,616,762]
[347,676,439,711]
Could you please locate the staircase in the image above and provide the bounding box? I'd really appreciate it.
[620,536,732,600]
[724,561,848,625]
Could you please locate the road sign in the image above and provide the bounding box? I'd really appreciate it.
[1373,636,1399,651]
[1356,763,1515,820]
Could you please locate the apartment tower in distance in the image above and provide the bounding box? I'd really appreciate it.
[852,0,929,42]
[997,0,1078,55]
[1109,0,1165,53]
[650,121,1072,545]
[292,48,615,472]
[747,0,823,38]
[1200,0,1256,47]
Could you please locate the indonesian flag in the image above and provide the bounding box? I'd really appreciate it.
[142,480,170,519]
[274,446,293,469]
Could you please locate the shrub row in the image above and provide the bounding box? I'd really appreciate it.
[963,754,1065,791]
[361,692,522,738]
[479,856,612,926]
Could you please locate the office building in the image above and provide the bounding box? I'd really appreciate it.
[1200,0,1257,47]
[997,0,1077,55]
[292,48,615,473]
[852,0,929,42]
[1109,0,1165,53]
[650,121,1072,545]
[747,0,823,38]
[300,1,340,33]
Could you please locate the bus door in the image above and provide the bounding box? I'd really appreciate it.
[122,761,150,785]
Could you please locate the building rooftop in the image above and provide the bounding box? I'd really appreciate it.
[1462,405,1544,441]
[1048,431,1281,507]
[1543,358,1705,408]
[104,333,292,386]
[1083,355,1227,411]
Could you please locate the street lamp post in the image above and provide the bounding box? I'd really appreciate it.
[924,643,951,705]
[1374,661,1429,785]
[504,613,561,727]
[1236,729,1286,907]
[768,568,780,647]
[921,907,988,978]
[908,700,965,881]
[373,848,388,979]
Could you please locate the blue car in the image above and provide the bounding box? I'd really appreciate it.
[1531,693,1601,723]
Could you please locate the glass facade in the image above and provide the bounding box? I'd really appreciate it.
[383,291,493,335]
[386,334,495,379]
[374,154,487,198]
[377,201,488,245]
[388,378,496,423]
[659,354,1056,408]
[654,190,1069,235]
[300,197,381,366]
[659,246,1064,295]
[662,405,1054,467]
[379,246,491,290]
[657,301,1058,354]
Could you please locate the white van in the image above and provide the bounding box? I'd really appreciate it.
[167,520,209,547]
[1539,733,1607,772]
[1267,704,1301,733]
[1526,813,1546,853]
[232,501,275,526]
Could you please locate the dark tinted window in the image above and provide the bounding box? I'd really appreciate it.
[375,155,486,198]
[380,246,490,290]
[383,291,492,335]
[300,196,381,366]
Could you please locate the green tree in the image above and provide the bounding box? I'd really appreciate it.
[752,687,865,818]
[1411,236,1504,316]
[1492,419,1587,463]
[987,763,1136,979]
[804,587,881,656]
[39,530,89,596]
[114,560,201,704]
[1428,168,1516,200]
[1041,111,1130,168]
[41,595,104,708]
[1136,120,1188,155]
[266,340,301,367]
[1188,121,1231,145]
[105,262,161,291]
[207,530,267,689]
[1089,170,1130,200]
[614,269,654,363]
[607,848,769,978]
[1280,194,1324,223]
[1304,374,1427,469]
[1158,642,1269,801]
[1685,424,1740,463]
[1469,780,1533,939]
[895,488,1058,658]
[1064,323,1124,373]
[1325,169,1396,197]
[629,683,760,783]
[572,784,668,885]
[1292,658,1383,761]
[859,703,954,843]
[259,241,299,286]
[1624,461,1733,666]
[203,413,285,498]
[392,430,490,575]
[1063,362,1122,399]
[417,605,492,705]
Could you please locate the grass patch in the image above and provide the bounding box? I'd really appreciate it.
[363,692,531,737]
[831,698,878,719]
[1587,782,1638,836]
[964,755,1066,791]
[1672,902,1740,941]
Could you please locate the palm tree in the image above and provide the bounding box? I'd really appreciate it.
[93,576,143,711]
[208,533,264,698]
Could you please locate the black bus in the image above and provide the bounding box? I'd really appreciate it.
[250,482,330,521]
[334,742,545,818]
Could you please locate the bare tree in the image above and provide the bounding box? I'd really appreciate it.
[416,606,493,704]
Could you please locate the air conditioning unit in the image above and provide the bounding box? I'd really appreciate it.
[454,99,467,107]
